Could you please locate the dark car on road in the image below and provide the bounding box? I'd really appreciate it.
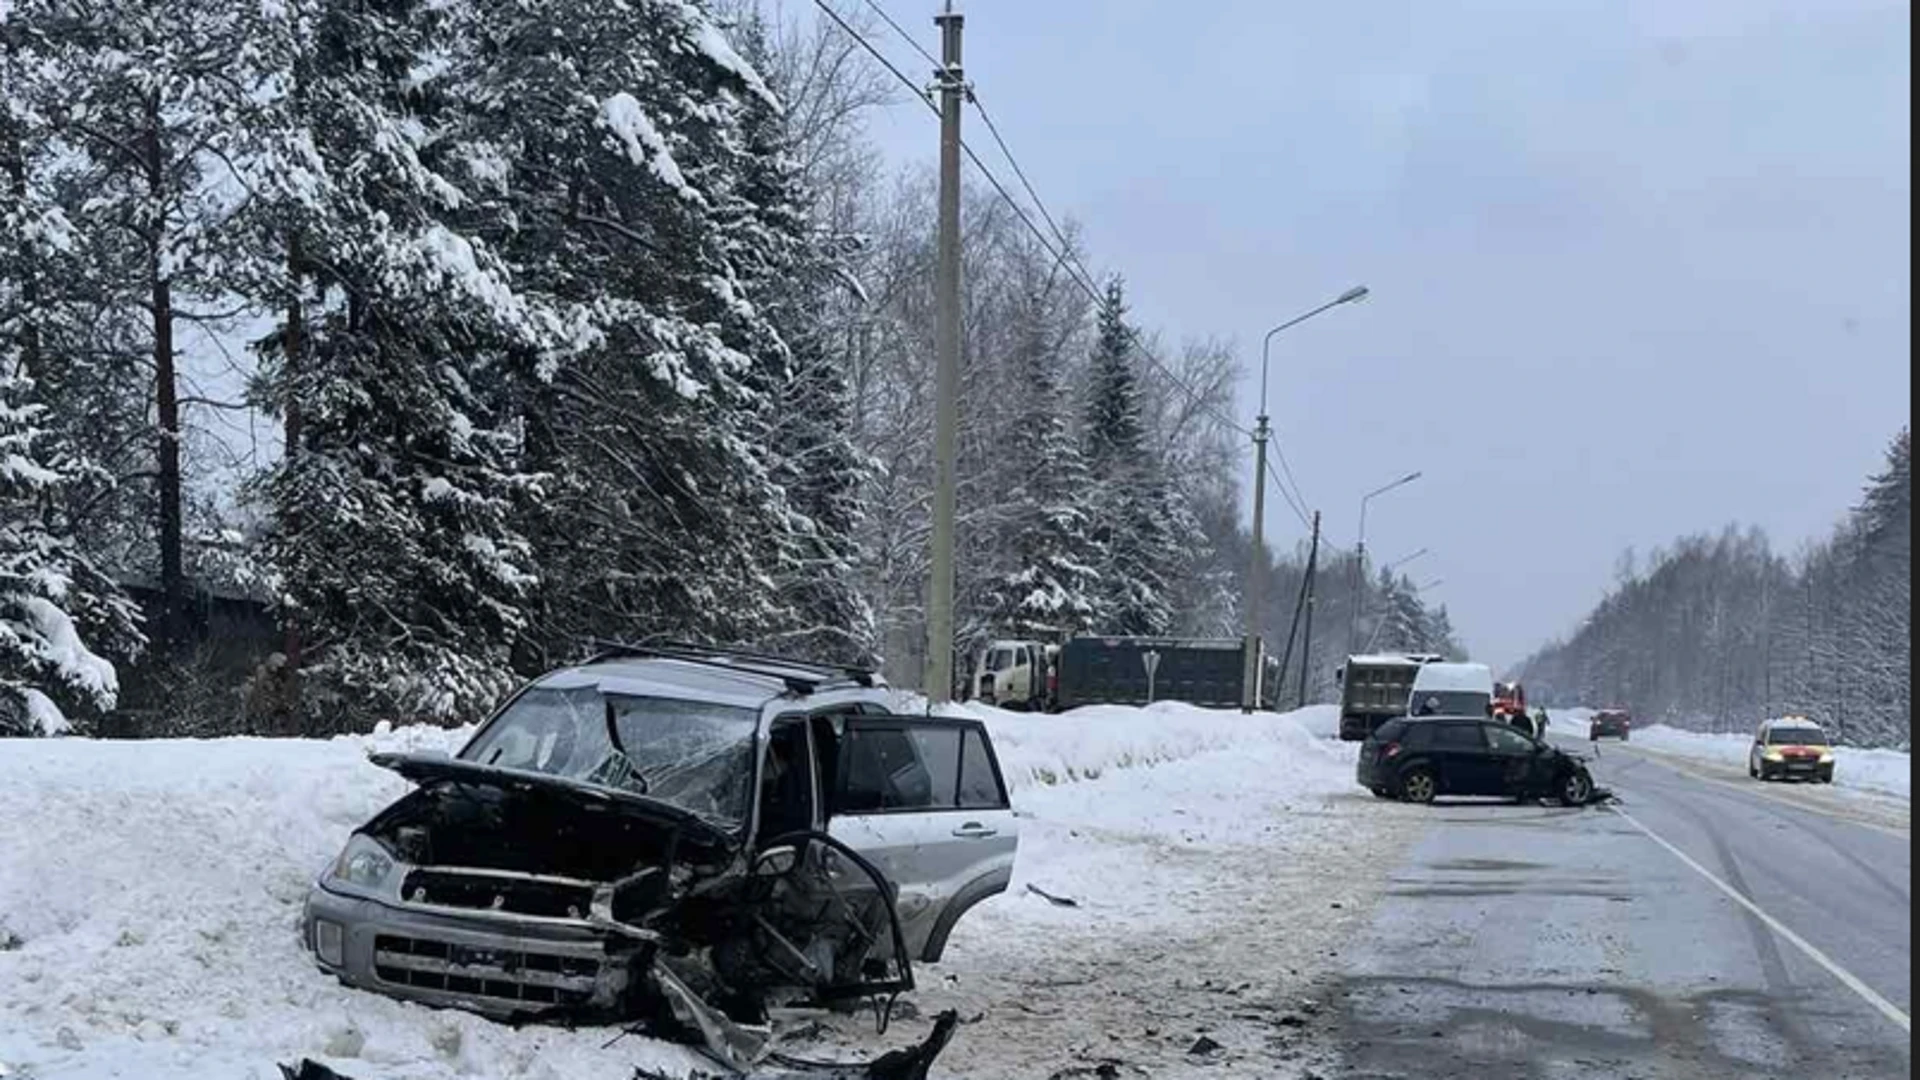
[1357,716,1596,806]
[1589,709,1632,741]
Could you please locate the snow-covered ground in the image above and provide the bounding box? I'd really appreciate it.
[0,702,1398,1079]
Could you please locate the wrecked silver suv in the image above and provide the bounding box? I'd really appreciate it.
[303,643,1019,1070]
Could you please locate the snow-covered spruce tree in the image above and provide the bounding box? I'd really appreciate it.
[442,0,817,659]
[253,0,562,727]
[981,275,1101,638]
[1082,277,1177,636]
[0,16,143,735]
[722,12,875,663]
[0,373,121,735]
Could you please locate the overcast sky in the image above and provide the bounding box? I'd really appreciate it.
[846,0,1912,670]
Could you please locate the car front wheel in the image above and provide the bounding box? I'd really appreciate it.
[1558,769,1594,806]
[1400,769,1437,805]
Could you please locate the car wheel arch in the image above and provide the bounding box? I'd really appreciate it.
[918,868,1012,963]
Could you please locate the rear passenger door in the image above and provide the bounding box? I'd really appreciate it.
[826,717,1019,962]
[1429,721,1499,795]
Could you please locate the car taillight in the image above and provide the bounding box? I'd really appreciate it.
[1383,742,1402,760]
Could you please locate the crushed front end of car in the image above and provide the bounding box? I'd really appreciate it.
[303,754,914,1073]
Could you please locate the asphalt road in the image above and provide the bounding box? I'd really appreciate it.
[1319,736,1912,1080]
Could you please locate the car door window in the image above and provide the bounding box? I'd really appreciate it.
[838,727,934,811]
[1429,723,1484,751]
[1484,725,1534,755]
[834,720,1007,814]
[957,728,1009,809]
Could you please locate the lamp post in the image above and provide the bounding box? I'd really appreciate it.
[1347,471,1422,657]
[1242,286,1369,712]
[1383,547,1430,576]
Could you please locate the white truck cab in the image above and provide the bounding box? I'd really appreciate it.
[972,639,1053,710]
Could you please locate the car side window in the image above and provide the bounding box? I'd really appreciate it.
[838,727,935,812]
[1401,722,1435,748]
[834,722,1006,813]
[1430,723,1484,750]
[957,728,1009,809]
[1484,725,1534,755]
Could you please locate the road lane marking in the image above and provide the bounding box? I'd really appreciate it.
[1609,748,1910,840]
[1608,804,1911,1034]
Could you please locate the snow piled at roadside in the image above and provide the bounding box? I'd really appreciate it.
[1627,723,1911,802]
[0,703,1359,1079]
[949,700,1342,792]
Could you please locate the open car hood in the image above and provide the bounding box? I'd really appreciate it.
[367,751,736,850]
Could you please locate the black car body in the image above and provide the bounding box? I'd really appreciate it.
[1589,709,1632,741]
[1357,716,1596,805]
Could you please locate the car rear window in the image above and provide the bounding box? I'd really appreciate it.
[1373,719,1410,743]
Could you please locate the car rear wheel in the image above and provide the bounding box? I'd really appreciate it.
[1400,769,1437,805]
[1558,769,1594,806]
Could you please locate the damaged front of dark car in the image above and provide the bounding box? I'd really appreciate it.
[303,644,1020,1073]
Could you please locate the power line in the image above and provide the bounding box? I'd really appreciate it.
[858,0,940,70]
[815,0,1278,461]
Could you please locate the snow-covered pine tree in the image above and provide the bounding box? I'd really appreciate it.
[981,278,1101,638]
[720,11,875,664]
[16,0,297,650]
[1083,277,1177,635]
[254,0,557,726]
[1371,570,1427,653]
[443,0,809,659]
[0,15,143,734]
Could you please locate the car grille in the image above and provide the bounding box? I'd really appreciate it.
[373,934,602,1007]
[400,868,595,919]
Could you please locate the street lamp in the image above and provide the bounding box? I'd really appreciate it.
[1242,285,1370,712]
[1347,471,1423,656]
[1383,547,1430,575]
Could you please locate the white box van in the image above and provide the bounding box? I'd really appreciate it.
[1406,661,1495,719]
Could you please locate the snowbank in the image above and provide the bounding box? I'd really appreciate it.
[0,703,1359,1078]
[942,699,1343,792]
[1629,723,1912,802]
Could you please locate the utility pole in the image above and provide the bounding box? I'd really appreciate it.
[1241,414,1271,712]
[1298,511,1321,708]
[924,3,965,703]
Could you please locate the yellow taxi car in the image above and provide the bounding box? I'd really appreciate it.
[1748,716,1836,783]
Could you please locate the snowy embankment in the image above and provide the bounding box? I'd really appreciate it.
[0,702,1369,1080]
[1626,722,1912,802]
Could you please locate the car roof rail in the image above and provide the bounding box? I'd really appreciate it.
[582,639,878,695]
[639,638,880,688]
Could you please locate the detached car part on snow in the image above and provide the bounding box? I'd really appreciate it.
[302,643,1019,1072]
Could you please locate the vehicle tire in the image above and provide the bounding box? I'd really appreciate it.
[1749,761,1759,779]
[1558,769,1594,807]
[1399,769,1437,805]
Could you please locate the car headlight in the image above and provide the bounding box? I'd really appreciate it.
[1763,750,1784,762]
[328,833,400,896]
[1819,750,1835,763]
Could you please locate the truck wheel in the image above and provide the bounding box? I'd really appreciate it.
[1399,769,1437,805]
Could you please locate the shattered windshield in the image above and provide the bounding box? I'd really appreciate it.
[460,686,758,829]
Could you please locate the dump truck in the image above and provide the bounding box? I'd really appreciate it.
[1335,653,1441,741]
[1052,636,1279,712]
